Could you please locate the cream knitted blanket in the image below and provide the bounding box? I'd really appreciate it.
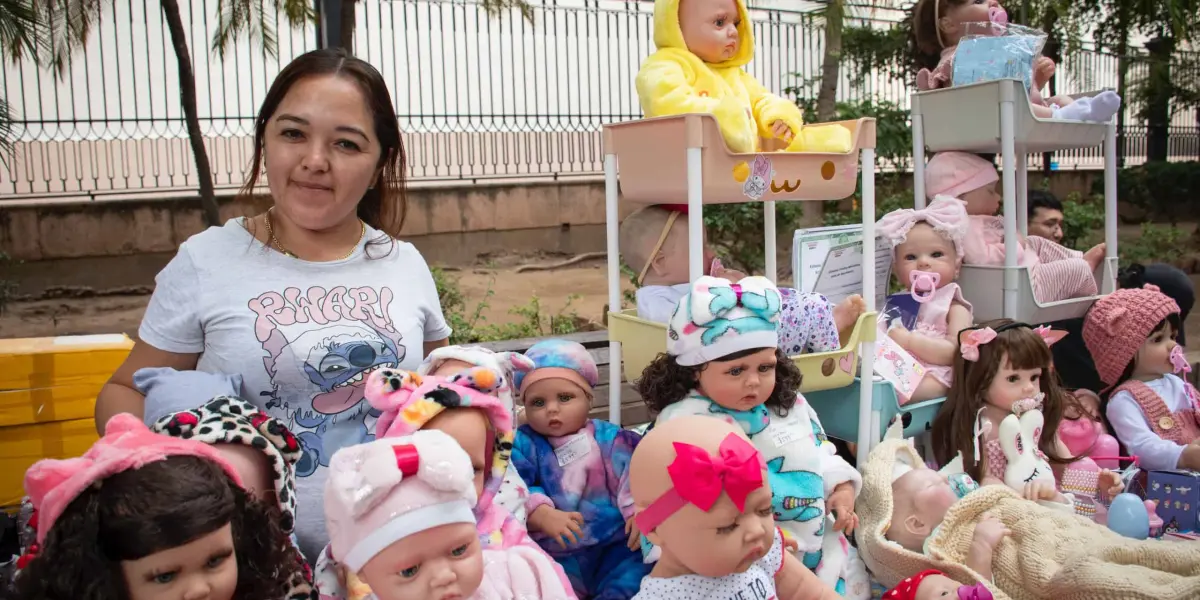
[856,431,1200,600]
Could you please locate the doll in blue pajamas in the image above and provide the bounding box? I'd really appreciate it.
[510,339,651,600]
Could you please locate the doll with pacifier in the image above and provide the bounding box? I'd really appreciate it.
[911,0,1120,121]
[629,415,841,600]
[882,569,994,600]
[876,196,974,403]
[1083,285,1200,472]
[509,339,650,600]
[10,414,310,600]
[416,345,537,525]
[638,275,868,598]
[320,430,571,600]
[931,320,1124,512]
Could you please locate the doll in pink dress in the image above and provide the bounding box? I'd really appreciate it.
[910,0,1120,121]
[876,197,974,403]
[925,151,1107,304]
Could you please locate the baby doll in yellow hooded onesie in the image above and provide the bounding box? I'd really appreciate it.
[636,0,852,154]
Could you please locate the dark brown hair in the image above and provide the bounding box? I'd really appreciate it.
[240,48,407,245]
[910,0,972,72]
[637,347,802,417]
[931,319,1072,482]
[9,456,305,600]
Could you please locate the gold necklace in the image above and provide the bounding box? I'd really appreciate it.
[264,208,365,261]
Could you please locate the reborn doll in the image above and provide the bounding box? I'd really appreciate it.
[620,204,865,355]
[925,152,1105,304]
[510,339,650,600]
[931,320,1123,508]
[857,420,1200,600]
[875,197,973,403]
[417,345,537,525]
[636,0,851,153]
[911,0,1120,121]
[10,414,308,600]
[629,415,841,600]
[321,430,571,600]
[1083,286,1200,472]
[882,569,993,600]
[638,275,869,598]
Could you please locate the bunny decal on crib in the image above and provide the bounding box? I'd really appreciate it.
[998,409,1057,492]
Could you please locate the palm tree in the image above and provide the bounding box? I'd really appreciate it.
[10,0,313,226]
[336,0,532,53]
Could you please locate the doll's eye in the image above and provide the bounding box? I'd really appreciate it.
[716,522,739,535]
[758,363,775,373]
[151,571,177,585]
[531,398,545,408]
[558,393,573,403]
[205,552,231,569]
[756,507,773,517]
[400,565,420,578]
[450,544,470,557]
[728,367,744,376]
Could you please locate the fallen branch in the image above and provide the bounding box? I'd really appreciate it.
[514,252,606,273]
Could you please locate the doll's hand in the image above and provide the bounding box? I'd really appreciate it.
[887,326,911,349]
[712,264,748,282]
[971,511,1011,550]
[827,482,859,535]
[1022,480,1065,504]
[1034,57,1056,88]
[770,120,795,144]
[1098,469,1125,500]
[782,534,800,554]
[624,517,642,551]
[529,506,585,549]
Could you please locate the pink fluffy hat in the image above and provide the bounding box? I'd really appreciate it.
[23,414,242,546]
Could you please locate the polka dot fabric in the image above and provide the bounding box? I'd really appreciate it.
[883,569,944,600]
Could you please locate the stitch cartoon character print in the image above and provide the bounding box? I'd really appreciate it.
[248,286,406,477]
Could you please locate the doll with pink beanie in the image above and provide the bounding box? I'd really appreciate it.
[320,429,572,600]
[1083,285,1200,472]
[924,151,1106,304]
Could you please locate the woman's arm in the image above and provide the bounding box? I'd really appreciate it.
[423,337,449,357]
[94,342,199,434]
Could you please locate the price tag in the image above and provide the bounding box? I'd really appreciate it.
[555,434,592,467]
[769,424,800,448]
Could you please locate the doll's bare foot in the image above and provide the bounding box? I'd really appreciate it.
[1084,243,1107,272]
[835,294,867,345]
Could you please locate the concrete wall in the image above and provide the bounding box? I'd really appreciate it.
[0,171,1103,296]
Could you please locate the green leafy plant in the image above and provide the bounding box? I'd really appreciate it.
[1093,161,1200,224]
[1120,224,1188,268]
[432,266,584,344]
[704,202,804,273]
[1059,191,1106,250]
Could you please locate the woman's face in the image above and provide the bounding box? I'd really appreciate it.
[120,523,238,600]
[263,74,383,232]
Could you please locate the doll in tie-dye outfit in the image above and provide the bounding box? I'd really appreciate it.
[510,340,651,600]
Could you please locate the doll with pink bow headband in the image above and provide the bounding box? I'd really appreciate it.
[930,320,1124,509]
[924,152,1107,305]
[318,430,572,600]
[10,414,312,600]
[876,197,973,403]
[629,415,841,600]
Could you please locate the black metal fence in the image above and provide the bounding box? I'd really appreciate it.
[0,0,1197,199]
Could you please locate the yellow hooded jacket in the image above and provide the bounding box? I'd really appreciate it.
[635,0,851,154]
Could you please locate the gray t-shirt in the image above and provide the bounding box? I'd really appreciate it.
[138,218,450,561]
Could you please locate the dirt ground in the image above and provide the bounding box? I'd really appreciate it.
[2,255,1198,345]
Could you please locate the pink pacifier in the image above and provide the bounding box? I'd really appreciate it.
[957,582,994,600]
[989,6,1008,25]
[1170,345,1191,375]
[909,270,941,303]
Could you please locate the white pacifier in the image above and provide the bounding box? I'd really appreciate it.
[909,270,941,304]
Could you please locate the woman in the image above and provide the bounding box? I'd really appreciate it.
[94,48,450,563]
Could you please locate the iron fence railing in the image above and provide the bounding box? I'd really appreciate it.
[1,0,1197,199]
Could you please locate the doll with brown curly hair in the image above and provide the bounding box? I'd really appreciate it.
[7,414,311,600]
[636,276,869,599]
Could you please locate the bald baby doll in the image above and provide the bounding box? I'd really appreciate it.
[630,415,840,600]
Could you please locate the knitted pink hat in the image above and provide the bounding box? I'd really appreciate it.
[23,414,242,545]
[324,430,477,571]
[924,152,998,200]
[1082,285,1180,387]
